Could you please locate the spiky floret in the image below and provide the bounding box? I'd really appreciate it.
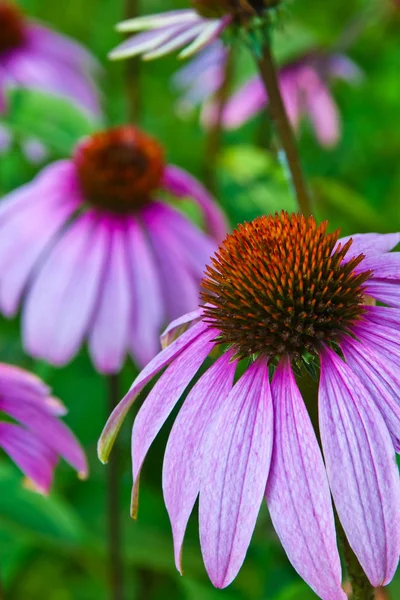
[0,3,25,53]
[74,126,165,214]
[201,212,372,361]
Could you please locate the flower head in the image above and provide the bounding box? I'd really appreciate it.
[174,46,361,147]
[110,0,278,63]
[0,125,226,373]
[0,1,101,115]
[99,212,400,598]
[0,362,87,494]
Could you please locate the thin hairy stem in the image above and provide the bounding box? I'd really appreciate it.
[255,44,312,217]
[107,375,123,600]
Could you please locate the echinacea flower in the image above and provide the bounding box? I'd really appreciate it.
[0,125,226,373]
[0,362,87,493]
[109,1,276,62]
[0,2,101,115]
[99,212,400,598]
[174,45,361,147]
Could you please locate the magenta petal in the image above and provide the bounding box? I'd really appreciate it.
[364,306,400,331]
[342,335,400,451]
[0,422,57,494]
[336,232,400,260]
[364,280,400,308]
[199,359,273,588]
[163,350,237,572]
[23,212,108,366]
[98,319,210,464]
[163,164,227,242]
[160,308,203,349]
[131,328,217,517]
[266,360,345,600]
[89,222,130,374]
[0,396,87,477]
[319,347,400,586]
[220,77,266,130]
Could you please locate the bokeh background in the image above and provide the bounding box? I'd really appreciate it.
[1,0,400,598]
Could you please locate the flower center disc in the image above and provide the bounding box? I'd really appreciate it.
[0,3,26,53]
[201,213,372,361]
[75,126,165,214]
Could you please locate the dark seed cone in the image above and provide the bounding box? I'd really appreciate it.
[0,3,26,53]
[201,212,372,361]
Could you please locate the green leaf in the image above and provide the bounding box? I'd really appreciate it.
[2,88,101,156]
[0,461,86,546]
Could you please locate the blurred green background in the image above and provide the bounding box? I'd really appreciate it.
[1,0,400,598]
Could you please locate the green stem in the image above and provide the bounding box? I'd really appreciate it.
[107,374,123,600]
[255,43,312,217]
[124,0,141,121]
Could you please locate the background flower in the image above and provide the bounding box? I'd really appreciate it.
[0,362,87,494]
[0,125,226,373]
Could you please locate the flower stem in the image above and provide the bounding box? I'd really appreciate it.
[336,516,374,600]
[204,47,234,194]
[107,374,123,600]
[255,44,312,217]
[124,0,140,121]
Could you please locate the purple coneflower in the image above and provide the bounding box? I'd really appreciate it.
[0,125,226,373]
[174,44,361,147]
[0,362,86,493]
[109,1,276,61]
[99,212,400,598]
[0,1,100,115]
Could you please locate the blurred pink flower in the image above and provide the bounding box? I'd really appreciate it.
[0,1,101,115]
[100,213,400,597]
[109,8,233,61]
[174,44,362,147]
[0,125,227,373]
[0,362,87,493]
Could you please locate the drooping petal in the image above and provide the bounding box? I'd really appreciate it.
[89,221,131,374]
[98,319,210,464]
[0,164,81,316]
[0,396,87,477]
[219,77,266,130]
[319,347,400,586]
[163,164,227,242]
[125,216,164,368]
[0,422,58,494]
[342,335,400,451]
[23,212,108,365]
[179,16,232,60]
[117,10,201,33]
[199,359,273,588]
[336,232,400,261]
[266,359,345,600]
[363,306,400,330]
[131,328,217,517]
[163,349,237,571]
[160,308,203,349]
[109,24,190,60]
[303,71,340,148]
[141,203,199,320]
[352,321,400,363]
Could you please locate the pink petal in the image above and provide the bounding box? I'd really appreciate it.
[199,359,273,588]
[98,319,210,464]
[0,422,58,494]
[302,70,340,147]
[131,328,217,517]
[266,359,345,600]
[336,232,400,261]
[23,212,108,366]
[163,349,237,572]
[220,77,266,130]
[319,347,400,586]
[0,396,87,477]
[163,164,227,242]
[89,221,130,374]
[126,216,164,368]
[342,335,400,452]
[141,204,200,320]
[160,308,203,349]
